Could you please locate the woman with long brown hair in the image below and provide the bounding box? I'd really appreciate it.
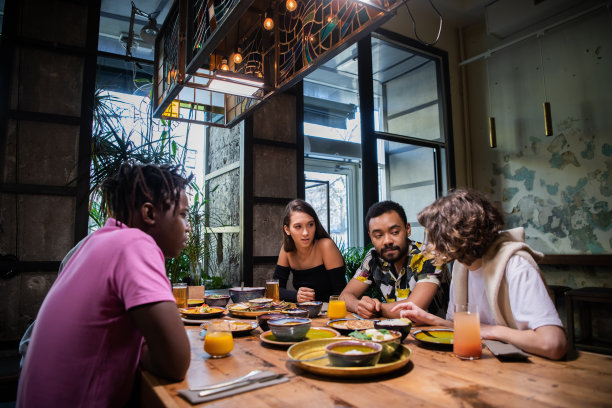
[273,199,347,303]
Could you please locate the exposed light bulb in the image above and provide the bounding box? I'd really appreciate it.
[263,16,274,30]
[233,48,243,64]
[220,58,229,71]
[286,0,297,12]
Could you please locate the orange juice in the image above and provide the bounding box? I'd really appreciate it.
[327,297,347,319]
[454,310,481,359]
[204,332,234,358]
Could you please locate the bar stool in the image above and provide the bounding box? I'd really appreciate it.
[565,287,612,355]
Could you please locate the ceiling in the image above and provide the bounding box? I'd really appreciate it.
[96,0,492,63]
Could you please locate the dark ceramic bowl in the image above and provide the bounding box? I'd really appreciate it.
[325,340,382,367]
[203,294,230,308]
[296,301,323,318]
[281,308,309,318]
[256,313,286,332]
[268,317,311,342]
[229,287,265,303]
[351,329,402,361]
[374,318,412,342]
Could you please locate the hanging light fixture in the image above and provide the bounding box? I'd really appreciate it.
[233,26,243,64]
[233,47,243,64]
[286,0,298,12]
[140,16,159,44]
[485,55,497,148]
[220,57,229,71]
[538,34,553,136]
[263,8,274,30]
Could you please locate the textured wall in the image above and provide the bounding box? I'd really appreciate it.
[464,12,612,256]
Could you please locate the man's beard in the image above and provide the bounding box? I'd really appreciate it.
[380,244,408,264]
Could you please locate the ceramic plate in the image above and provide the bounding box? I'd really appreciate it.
[326,319,377,335]
[411,329,453,347]
[260,327,341,347]
[228,302,294,318]
[179,306,225,319]
[200,320,258,336]
[287,338,412,378]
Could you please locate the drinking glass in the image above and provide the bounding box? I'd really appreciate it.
[204,320,234,358]
[265,279,280,302]
[327,295,347,319]
[172,283,188,309]
[453,304,481,360]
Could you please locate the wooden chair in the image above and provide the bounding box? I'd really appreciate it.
[565,287,612,355]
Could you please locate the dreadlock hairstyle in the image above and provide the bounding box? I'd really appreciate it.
[282,199,331,252]
[417,189,505,266]
[100,161,193,227]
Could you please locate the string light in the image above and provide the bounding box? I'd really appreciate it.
[263,8,274,30]
[220,57,229,71]
[233,47,243,64]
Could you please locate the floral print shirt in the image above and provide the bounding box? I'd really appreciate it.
[352,239,450,317]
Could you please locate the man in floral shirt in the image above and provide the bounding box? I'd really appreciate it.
[340,201,450,319]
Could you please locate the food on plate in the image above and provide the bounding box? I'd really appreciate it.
[349,328,395,341]
[346,319,375,330]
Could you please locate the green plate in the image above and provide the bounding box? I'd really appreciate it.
[412,329,453,347]
[260,327,340,346]
[287,338,412,378]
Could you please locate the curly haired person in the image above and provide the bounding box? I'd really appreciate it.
[18,162,193,407]
[391,189,567,360]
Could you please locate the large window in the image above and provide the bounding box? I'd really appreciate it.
[302,32,453,246]
[372,34,451,243]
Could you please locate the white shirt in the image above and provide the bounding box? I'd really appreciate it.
[446,255,563,330]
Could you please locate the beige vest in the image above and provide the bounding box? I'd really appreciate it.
[452,227,546,329]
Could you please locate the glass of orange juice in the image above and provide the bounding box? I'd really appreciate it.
[327,295,347,319]
[204,320,234,358]
[453,304,481,360]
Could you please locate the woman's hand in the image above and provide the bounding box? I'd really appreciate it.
[390,301,447,326]
[297,287,315,303]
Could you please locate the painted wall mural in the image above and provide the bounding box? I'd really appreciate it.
[485,117,611,254]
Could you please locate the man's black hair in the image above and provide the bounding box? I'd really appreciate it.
[365,200,408,230]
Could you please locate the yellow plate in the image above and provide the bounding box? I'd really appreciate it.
[412,329,453,346]
[179,307,225,319]
[200,320,258,336]
[260,327,341,346]
[287,338,411,377]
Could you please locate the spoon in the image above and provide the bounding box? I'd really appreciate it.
[189,369,263,391]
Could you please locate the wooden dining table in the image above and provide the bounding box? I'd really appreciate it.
[140,315,612,407]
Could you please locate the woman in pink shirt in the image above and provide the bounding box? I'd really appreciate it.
[18,162,193,407]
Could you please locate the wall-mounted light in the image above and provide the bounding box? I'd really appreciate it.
[263,8,274,30]
[286,0,298,12]
[220,57,229,71]
[140,16,159,44]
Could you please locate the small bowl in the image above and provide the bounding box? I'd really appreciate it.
[203,294,230,308]
[257,313,286,332]
[268,317,311,342]
[325,340,382,367]
[296,301,323,318]
[187,298,204,307]
[351,329,402,361]
[374,318,412,342]
[281,308,309,318]
[248,297,274,308]
[229,287,266,303]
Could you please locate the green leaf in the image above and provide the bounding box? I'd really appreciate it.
[348,331,370,340]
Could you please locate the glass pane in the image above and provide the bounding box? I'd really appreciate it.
[372,36,444,143]
[303,44,361,144]
[305,171,349,246]
[377,140,437,243]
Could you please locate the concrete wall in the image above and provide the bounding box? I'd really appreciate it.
[461,9,611,286]
[0,0,95,342]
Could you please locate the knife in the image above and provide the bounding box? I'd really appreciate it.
[198,373,285,397]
